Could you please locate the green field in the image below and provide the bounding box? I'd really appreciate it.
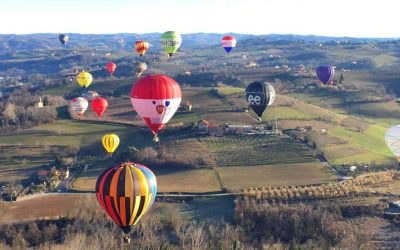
[0,119,153,186]
[217,162,336,189]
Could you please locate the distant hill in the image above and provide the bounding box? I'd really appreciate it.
[0,33,398,53]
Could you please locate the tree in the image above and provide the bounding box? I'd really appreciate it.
[2,103,16,122]
[339,73,345,84]
[43,96,49,106]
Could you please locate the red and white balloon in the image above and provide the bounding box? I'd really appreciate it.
[130,75,181,141]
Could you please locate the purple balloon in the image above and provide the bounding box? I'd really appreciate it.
[316,66,335,85]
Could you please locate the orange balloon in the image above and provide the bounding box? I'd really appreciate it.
[134,41,150,57]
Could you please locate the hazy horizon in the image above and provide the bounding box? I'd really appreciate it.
[1,0,400,38]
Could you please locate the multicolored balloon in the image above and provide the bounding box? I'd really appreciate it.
[106,62,117,75]
[135,41,150,58]
[245,82,276,119]
[102,134,120,156]
[59,34,69,45]
[316,66,335,85]
[161,31,182,58]
[96,162,157,238]
[91,97,108,118]
[130,75,181,141]
[76,71,93,88]
[71,97,88,116]
[221,35,237,53]
[134,62,147,77]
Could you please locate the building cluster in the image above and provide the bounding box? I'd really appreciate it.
[197,119,279,136]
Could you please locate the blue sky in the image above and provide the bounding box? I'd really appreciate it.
[0,0,399,37]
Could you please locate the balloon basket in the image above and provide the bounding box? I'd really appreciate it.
[123,236,130,244]
[153,134,160,142]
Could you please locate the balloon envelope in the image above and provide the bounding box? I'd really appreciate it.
[161,31,182,57]
[245,82,276,118]
[222,35,237,53]
[385,125,400,157]
[106,62,117,75]
[130,75,181,137]
[135,41,150,57]
[96,162,157,234]
[71,97,88,116]
[134,62,147,77]
[91,97,108,117]
[102,134,120,154]
[316,66,335,85]
[76,71,93,88]
[59,34,69,45]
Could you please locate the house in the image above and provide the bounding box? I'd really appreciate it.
[37,97,43,108]
[246,62,257,68]
[198,119,209,132]
[185,102,193,112]
[50,167,70,179]
[184,71,191,76]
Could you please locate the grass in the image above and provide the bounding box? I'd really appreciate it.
[330,125,392,157]
[213,86,244,97]
[216,162,336,189]
[40,84,80,96]
[262,106,315,120]
[156,169,221,192]
[73,169,222,193]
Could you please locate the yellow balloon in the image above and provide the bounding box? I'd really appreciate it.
[76,71,93,88]
[102,134,120,155]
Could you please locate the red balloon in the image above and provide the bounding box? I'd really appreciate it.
[130,75,182,138]
[91,97,108,117]
[106,62,117,75]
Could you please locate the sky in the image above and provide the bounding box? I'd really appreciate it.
[0,0,399,37]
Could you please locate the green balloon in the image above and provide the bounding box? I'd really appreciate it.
[161,31,182,57]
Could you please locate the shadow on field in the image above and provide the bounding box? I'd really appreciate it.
[178,196,235,223]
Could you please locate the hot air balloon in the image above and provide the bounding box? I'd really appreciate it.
[96,162,157,243]
[221,35,237,53]
[82,90,99,101]
[316,66,335,85]
[161,31,182,58]
[71,97,88,116]
[91,97,108,118]
[385,125,400,158]
[59,34,69,45]
[245,81,276,119]
[106,62,117,76]
[135,41,150,58]
[130,75,181,141]
[76,71,93,88]
[134,62,147,77]
[102,134,120,156]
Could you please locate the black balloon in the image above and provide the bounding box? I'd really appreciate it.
[59,34,69,45]
[245,81,276,118]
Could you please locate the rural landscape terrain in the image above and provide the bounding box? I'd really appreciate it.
[1,33,400,249]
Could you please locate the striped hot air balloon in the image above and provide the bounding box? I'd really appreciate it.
[71,97,88,116]
[316,66,335,85]
[130,75,182,141]
[221,35,237,53]
[102,134,120,156]
[95,162,157,239]
[134,41,150,58]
